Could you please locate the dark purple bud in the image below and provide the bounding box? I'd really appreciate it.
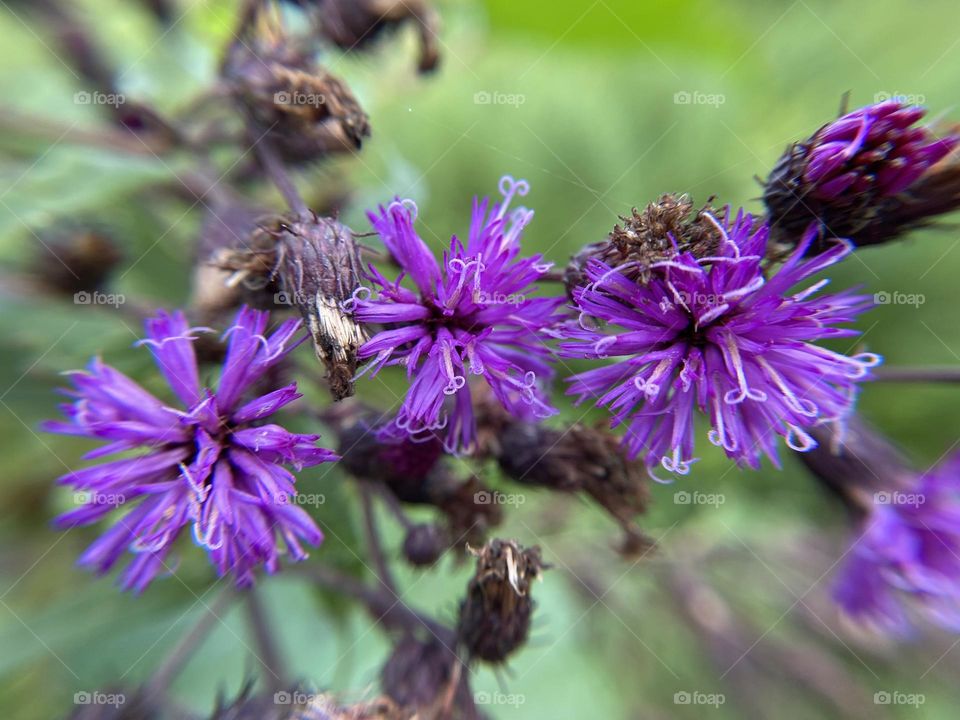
[763,101,960,250]
[402,523,446,567]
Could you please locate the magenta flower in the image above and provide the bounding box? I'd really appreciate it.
[351,176,566,453]
[43,307,337,591]
[834,454,960,635]
[561,209,880,478]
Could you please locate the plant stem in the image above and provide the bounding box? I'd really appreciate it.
[874,366,960,383]
[244,587,288,691]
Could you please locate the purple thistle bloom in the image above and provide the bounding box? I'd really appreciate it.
[43,307,337,592]
[561,209,880,478]
[834,455,960,635]
[803,101,956,201]
[351,176,566,453]
[764,100,959,248]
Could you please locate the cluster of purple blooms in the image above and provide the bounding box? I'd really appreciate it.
[45,101,960,639]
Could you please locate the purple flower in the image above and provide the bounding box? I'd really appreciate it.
[43,307,337,592]
[764,100,959,248]
[351,176,566,453]
[561,209,880,478]
[803,101,955,201]
[834,455,960,635]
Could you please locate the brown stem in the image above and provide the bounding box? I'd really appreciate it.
[874,365,960,383]
[359,482,400,598]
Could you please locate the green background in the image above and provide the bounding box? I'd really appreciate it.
[2,0,960,717]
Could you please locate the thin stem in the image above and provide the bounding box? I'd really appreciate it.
[375,483,416,531]
[145,587,236,700]
[298,563,452,642]
[244,587,288,692]
[252,131,308,215]
[359,482,400,598]
[874,366,960,383]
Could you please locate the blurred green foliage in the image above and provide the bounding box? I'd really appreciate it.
[2,0,960,718]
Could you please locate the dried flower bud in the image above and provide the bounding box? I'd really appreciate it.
[209,683,407,720]
[764,100,959,250]
[267,213,368,399]
[381,635,472,718]
[493,419,652,554]
[208,211,368,399]
[564,193,720,296]
[402,523,446,567]
[223,10,371,163]
[456,539,545,664]
[29,223,122,297]
[194,198,276,314]
[289,0,441,73]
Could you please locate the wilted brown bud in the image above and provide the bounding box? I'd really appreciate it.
[193,198,276,314]
[564,193,720,297]
[293,0,441,73]
[381,635,474,719]
[207,210,368,399]
[209,682,408,720]
[402,523,446,567]
[29,223,122,298]
[268,213,368,399]
[456,539,545,664]
[223,9,371,163]
[480,402,652,555]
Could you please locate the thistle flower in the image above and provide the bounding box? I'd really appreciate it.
[834,453,960,635]
[764,100,959,249]
[351,176,566,453]
[561,209,880,477]
[43,307,337,591]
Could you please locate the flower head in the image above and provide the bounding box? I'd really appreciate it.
[352,176,566,453]
[561,209,879,478]
[834,454,960,635]
[764,100,959,248]
[43,307,337,591]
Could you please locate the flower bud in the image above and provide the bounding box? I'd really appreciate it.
[402,523,446,567]
[381,634,469,715]
[456,539,545,664]
[29,223,122,297]
[764,101,959,250]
